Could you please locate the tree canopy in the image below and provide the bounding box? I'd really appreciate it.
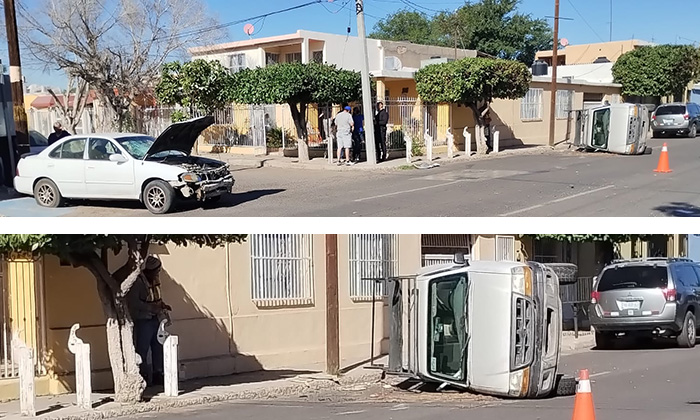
[369,0,552,66]
[524,234,668,243]
[229,62,362,161]
[155,60,233,115]
[415,57,531,154]
[612,45,700,99]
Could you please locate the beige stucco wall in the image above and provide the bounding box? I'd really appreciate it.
[39,235,422,395]
[536,40,644,65]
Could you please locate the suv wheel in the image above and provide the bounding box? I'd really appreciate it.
[677,311,696,348]
[595,331,615,350]
[689,124,697,138]
[143,180,175,214]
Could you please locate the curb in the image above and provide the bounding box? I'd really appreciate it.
[44,371,384,420]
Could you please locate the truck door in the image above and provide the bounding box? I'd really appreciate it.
[589,106,612,151]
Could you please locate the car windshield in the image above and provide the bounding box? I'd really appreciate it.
[655,105,686,116]
[116,136,155,159]
[597,266,668,292]
[428,273,468,381]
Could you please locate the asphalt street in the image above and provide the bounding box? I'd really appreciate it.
[133,342,700,420]
[3,137,700,217]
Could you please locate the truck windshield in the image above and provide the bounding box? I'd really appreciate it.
[591,108,611,148]
[428,273,468,381]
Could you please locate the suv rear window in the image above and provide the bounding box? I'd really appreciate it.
[597,266,668,292]
[655,105,686,116]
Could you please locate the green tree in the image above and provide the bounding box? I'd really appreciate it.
[371,1,552,66]
[369,10,439,45]
[0,235,247,404]
[415,57,531,154]
[156,60,233,121]
[612,45,700,100]
[524,234,663,243]
[229,62,362,161]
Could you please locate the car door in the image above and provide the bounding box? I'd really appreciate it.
[84,137,136,199]
[45,137,87,197]
[670,264,697,312]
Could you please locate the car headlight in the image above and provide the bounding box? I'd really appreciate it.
[180,172,201,183]
[509,367,530,397]
[512,266,533,296]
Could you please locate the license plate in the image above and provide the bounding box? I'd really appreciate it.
[663,119,673,125]
[619,301,640,310]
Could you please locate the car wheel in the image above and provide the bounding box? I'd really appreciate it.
[143,180,175,214]
[553,374,577,397]
[677,311,696,348]
[33,178,64,208]
[595,331,615,350]
[688,124,697,138]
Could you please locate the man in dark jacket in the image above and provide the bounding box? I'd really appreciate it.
[47,122,71,145]
[374,102,388,162]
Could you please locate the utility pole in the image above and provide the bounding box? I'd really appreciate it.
[609,0,613,42]
[355,0,377,165]
[325,234,340,376]
[3,0,30,158]
[548,0,560,147]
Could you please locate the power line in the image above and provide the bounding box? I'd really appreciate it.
[565,0,604,43]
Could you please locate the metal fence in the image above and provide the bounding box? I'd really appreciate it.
[421,254,454,267]
[561,276,594,304]
[348,234,398,301]
[250,234,314,307]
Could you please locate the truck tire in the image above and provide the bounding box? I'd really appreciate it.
[595,331,615,350]
[554,374,577,397]
[143,180,175,214]
[677,311,696,348]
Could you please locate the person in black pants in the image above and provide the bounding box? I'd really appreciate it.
[374,102,388,162]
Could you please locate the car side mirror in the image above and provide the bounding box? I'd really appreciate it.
[109,154,127,163]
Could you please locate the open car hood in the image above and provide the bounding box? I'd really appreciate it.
[144,115,214,159]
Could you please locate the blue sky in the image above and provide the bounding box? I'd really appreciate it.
[17,0,700,87]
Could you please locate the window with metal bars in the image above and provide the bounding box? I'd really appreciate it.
[348,234,398,301]
[556,90,573,119]
[312,51,323,64]
[285,52,302,63]
[250,234,314,307]
[520,88,543,121]
[496,235,516,261]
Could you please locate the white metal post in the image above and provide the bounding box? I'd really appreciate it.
[157,320,179,397]
[355,0,377,165]
[404,132,412,164]
[68,323,91,410]
[493,130,500,153]
[463,127,472,156]
[425,128,433,162]
[446,127,454,159]
[13,334,35,417]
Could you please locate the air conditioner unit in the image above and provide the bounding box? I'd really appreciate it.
[384,56,403,71]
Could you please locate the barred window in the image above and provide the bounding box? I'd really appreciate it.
[349,234,398,301]
[250,234,314,307]
[285,52,302,63]
[496,235,516,261]
[520,88,543,121]
[556,90,573,119]
[228,53,247,73]
[265,53,280,66]
[312,51,324,64]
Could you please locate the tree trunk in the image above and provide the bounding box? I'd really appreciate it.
[76,249,147,404]
[468,104,489,155]
[288,102,310,162]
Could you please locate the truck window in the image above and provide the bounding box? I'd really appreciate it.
[428,274,467,381]
[591,108,610,148]
[596,266,668,292]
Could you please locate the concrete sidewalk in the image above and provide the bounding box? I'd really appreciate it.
[202,144,570,172]
[0,333,595,420]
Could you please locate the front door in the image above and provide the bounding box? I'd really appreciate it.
[46,137,87,197]
[84,138,136,198]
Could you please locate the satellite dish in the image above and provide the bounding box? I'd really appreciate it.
[244,24,255,36]
[560,38,569,47]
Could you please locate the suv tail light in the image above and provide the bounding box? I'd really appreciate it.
[15,167,19,177]
[651,115,656,120]
[591,291,600,304]
[684,113,690,120]
[662,288,676,302]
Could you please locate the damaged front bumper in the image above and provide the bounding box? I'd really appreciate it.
[170,173,235,201]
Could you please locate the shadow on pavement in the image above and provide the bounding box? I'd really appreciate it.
[593,337,681,351]
[174,189,285,213]
[653,202,700,217]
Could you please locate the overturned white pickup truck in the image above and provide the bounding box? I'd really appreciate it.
[365,255,578,398]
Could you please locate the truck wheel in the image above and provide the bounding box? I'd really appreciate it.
[33,178,64,208]
[143,180,175,214]
[677,311,696,348]
[554,374,577,397]
[595,331,615,350]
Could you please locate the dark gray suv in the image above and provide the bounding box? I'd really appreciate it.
[651,103,700,138]
[589,258,700,349]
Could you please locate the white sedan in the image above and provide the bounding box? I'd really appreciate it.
[14,116,234,214]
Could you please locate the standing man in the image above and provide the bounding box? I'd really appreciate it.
[128,256,172,387]
[334,106,354,165]
[374,102,388,162]
[351,107,364,162]
[47,121,71,145]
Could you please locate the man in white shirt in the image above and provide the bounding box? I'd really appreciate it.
[334,106,354,165]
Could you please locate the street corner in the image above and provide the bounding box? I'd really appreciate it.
[0,197,77,217]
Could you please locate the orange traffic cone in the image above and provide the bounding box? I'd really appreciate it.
[571,369,596,420]
[654,142,672,173]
